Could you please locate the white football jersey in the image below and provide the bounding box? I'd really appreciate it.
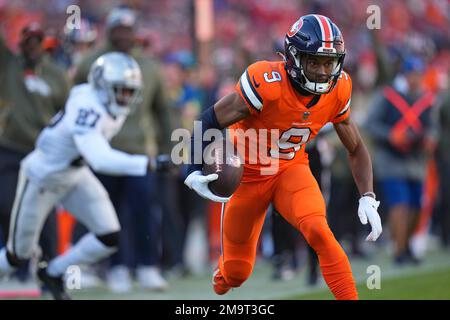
[23,84,147,182]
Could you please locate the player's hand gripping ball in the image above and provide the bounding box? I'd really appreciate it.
[202,138,243,197]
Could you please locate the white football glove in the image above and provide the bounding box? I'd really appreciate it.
[358,195,382,241]
[184,171,231,203]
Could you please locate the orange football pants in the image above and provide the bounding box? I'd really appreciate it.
[218,163,358,300]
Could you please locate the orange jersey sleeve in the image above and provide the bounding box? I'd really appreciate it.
[331,71,352,123]
[235,61,282,116]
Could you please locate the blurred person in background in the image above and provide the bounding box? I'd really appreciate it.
[327,137,367,258]
[0,22,69,280]
[367,55,436,265]
[73,5,175,292]
[42,19,98,77]
[159,52,206,276]
[270,209,301,282]
[64,19,98,79]
[434,86,450,248]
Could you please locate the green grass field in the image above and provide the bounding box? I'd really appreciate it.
[2,245,450,300]
[285,266,450,300]
[68,246,450,300]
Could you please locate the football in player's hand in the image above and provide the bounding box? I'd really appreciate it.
[202,138,243,197]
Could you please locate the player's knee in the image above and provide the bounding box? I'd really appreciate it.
[300,216,334,248]
[6,250,28,267]
[96,231,120,248]
[223,260,252,287]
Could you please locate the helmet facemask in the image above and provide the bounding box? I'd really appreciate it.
[285,43,345,95]
[106,83,143,116]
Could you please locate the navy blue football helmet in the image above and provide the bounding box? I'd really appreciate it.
[284,14,346,95]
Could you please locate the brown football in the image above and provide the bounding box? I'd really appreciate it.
[202,138,243,197]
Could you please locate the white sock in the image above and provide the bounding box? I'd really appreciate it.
[0,248,16,278]
[47,233,116,277]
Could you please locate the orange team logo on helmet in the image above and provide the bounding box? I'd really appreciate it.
[287,18,303,37]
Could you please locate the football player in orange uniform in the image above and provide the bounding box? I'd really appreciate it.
[184,14,382,300]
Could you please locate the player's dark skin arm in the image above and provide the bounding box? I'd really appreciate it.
[213,92,250,128]
[334,118,374,197]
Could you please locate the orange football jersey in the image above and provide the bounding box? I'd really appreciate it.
[231,60,352,182]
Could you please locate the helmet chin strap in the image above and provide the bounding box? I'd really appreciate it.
[277,51,287,62]
[287,75,314,96]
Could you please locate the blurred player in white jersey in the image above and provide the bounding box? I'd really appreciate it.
[0,52,170,299]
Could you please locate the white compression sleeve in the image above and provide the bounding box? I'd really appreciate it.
[74,132,148,176]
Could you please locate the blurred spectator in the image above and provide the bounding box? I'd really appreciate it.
[270,208,300,282]
[327,139,366,258]
[434,89,450,248]
[366,55,436,265]
[0,22,69,276]
[73,5,175,292]
[64,19,98,79]
[160,53,207,275]
[42,19,98,77]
